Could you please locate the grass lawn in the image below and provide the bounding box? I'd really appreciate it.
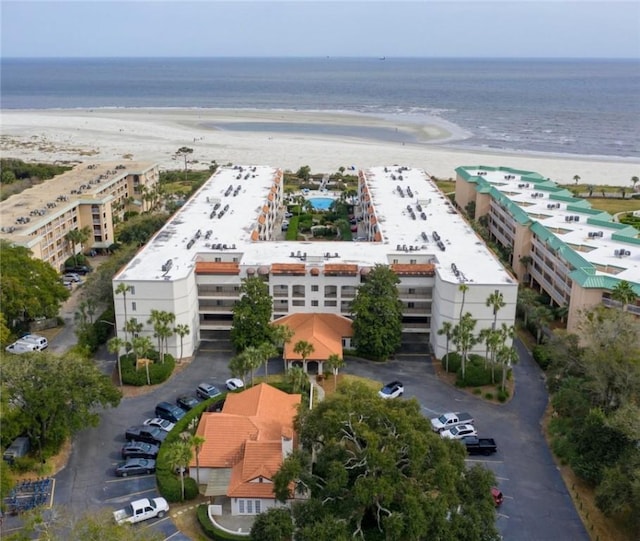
[435,180,456,194]
[587,198,640,215]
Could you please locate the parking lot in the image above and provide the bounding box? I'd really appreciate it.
[4,335,588,540]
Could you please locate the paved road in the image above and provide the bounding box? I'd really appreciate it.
[8,329,587,540]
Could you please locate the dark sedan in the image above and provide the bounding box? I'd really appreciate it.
[124,426,167,446]
[115,458,156,477]
[177,395,200,411]
[121,441,160,460]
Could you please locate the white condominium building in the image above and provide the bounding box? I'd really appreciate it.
[0,162,159,270]
[113,165,518,360]
[455,165,640,332]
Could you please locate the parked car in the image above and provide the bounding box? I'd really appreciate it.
[62,273,82,283]
[196,383,222,400]
[64,264,92,275]
[143,418,175,433]
[430,412,475,433]
[440,424,478,440]
[3,436,30,464]
[113,497,168,525]
[225,378,244,391]
[378,380,404,399]
[461,436,497,456]
[154,401,186,423]
[17,334,48,350]
[176,395,200,411]
[121,441,160,460]
[115,458,156,477]
[125,426,167,445]
[5,341,39,354]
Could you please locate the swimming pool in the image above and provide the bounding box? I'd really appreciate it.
[308,197,335,210]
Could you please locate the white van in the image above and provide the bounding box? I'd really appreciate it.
[5,341,39,354]
[19,334,48,350]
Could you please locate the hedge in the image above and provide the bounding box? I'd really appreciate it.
[441,351,461,373]
[120,351,175,386]
[156,393,228,503]
[456,355,493,387]
[197,504,247,540]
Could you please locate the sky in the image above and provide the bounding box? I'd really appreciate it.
[1,1,639,59]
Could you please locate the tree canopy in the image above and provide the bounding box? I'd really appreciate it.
[0,240,70,330]
[1,351,121,457]
[543,305,640,534]
[273,382,499,541]
[350,265,403,361]
[230,277,273,351]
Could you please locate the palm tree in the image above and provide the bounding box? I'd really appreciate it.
[293,340,315,373]
[611,280,637,312]
[165,441,193,501]
[452,312,477,380]
[458,283,469,322]
[148,310,175,363]
[258,341,278,380]
[631,175,639,192]
[517,286,539,327]
[188,434,206,486]
[272,324,294,356]
[65,226,91,266]
[573,174,581,185]
[174,323,190,361]
[115,283,133,350]
[325,353,345,391]
[437,321,454,373]
[530,305,553,344]
[176,146,193,182]
[132,335,153,385]
[486,290,506,330]
[243,346,262,386]
[496,344,519,392]
[229,351,251,383]
[286,366,308,394]
[107,336,125,387]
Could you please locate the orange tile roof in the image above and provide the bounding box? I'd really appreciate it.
[273,313,353,360]
[227,440,283,498]
[390,263,436,276]
[192,383,301,485]
[195,261,240,275]
[270,263,306,275]
[324,264,358,276]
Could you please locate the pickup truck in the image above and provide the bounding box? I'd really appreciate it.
[430,412,474,433]
[113,497,169,525]
[461,436,497,455]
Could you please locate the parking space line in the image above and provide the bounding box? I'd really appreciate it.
[162,531,182,540]
[103,488,157,502]
[420,405,440,415]
[105,474,155,483]
[495,476,510,481]
[497,512,510,519]
[464,458,504,464]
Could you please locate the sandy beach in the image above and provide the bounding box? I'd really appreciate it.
[1,108,638,187]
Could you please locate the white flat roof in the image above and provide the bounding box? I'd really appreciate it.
[466,168,639,284]
[116,165,514,286]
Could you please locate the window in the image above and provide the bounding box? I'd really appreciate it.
[311,285,319,292]
[311,300,319,307]
[131,302,137,312]
[238,500,244,513]
[130,286,135,295]
[255,500,261,513]
[247,500,253,514]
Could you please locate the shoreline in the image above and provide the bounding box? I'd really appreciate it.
[1,108,639,187]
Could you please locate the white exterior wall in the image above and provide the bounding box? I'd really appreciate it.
[231,497,284,516]
[430,271,518,359]
[113,271,199,359]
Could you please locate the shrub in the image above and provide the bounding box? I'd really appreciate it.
[484,392,494,400]
[197,504,247,540]
[456,357,492,387]
[497,389,509,402]
[532,344,552,370]
[473,388,482,395]
[121,353,175,386]
[441,352,461,373]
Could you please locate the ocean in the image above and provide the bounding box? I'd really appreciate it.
[1,57,639,159]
